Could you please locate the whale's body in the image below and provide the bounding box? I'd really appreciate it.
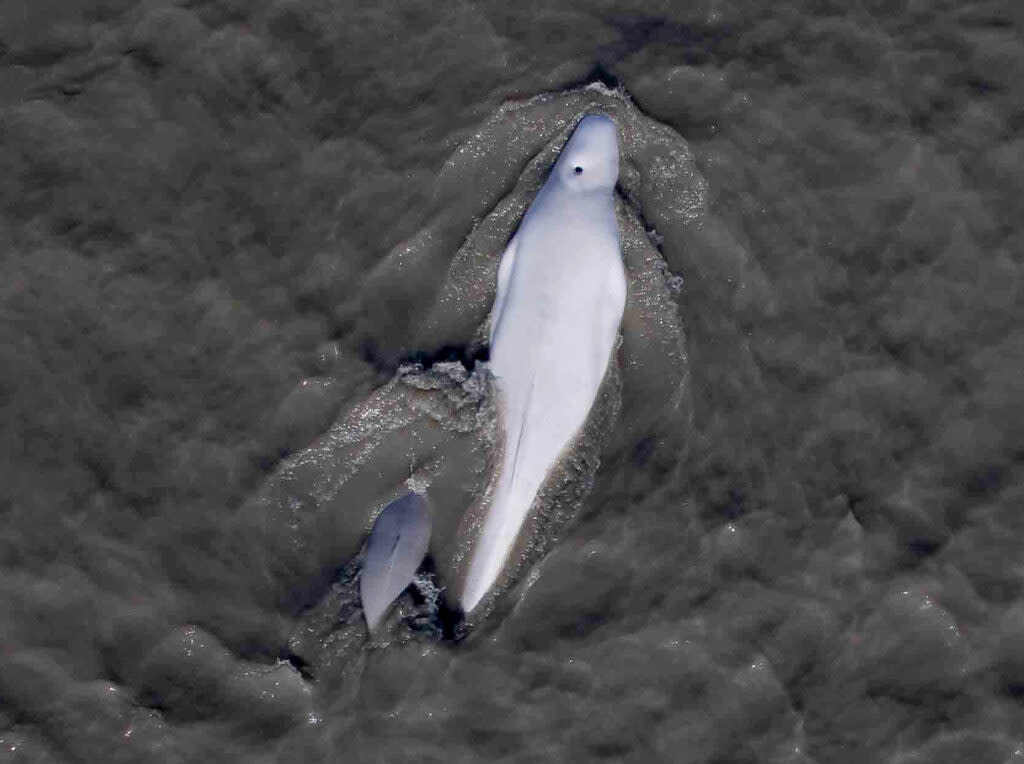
[360,492,431,634]
[461,115,627,614]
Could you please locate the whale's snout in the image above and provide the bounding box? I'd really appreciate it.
[556,113,620,190]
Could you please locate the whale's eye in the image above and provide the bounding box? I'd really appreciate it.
[574,166,583,175]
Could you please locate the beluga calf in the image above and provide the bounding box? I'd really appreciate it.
[461,114,627,614]
[360,492,431,635]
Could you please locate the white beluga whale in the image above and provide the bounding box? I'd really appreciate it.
[360,491,431,635]
[460,113,627,614]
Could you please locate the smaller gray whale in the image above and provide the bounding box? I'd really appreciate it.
[359,492,432,635]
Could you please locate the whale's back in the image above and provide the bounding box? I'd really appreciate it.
[461,116,626,613]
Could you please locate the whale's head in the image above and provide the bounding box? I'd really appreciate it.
[554,114,620,192]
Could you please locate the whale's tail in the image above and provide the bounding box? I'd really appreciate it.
[461,378,552,614]
[461,468,534,615]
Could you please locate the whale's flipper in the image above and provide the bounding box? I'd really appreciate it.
[360,492,432,635]
[489,233,519,345]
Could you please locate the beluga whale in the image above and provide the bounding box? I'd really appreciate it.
[360,491,431,635]
[460,113,627,615]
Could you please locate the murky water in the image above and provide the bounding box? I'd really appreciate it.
[2,1,1023,762]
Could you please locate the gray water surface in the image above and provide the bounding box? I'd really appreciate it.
[2,1,1023,762]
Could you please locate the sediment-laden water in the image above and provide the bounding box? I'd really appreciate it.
[2,2,1022,762]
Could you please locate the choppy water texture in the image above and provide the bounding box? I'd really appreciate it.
[2,1,1023,762]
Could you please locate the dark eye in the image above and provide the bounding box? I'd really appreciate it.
[574,166,583,174]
